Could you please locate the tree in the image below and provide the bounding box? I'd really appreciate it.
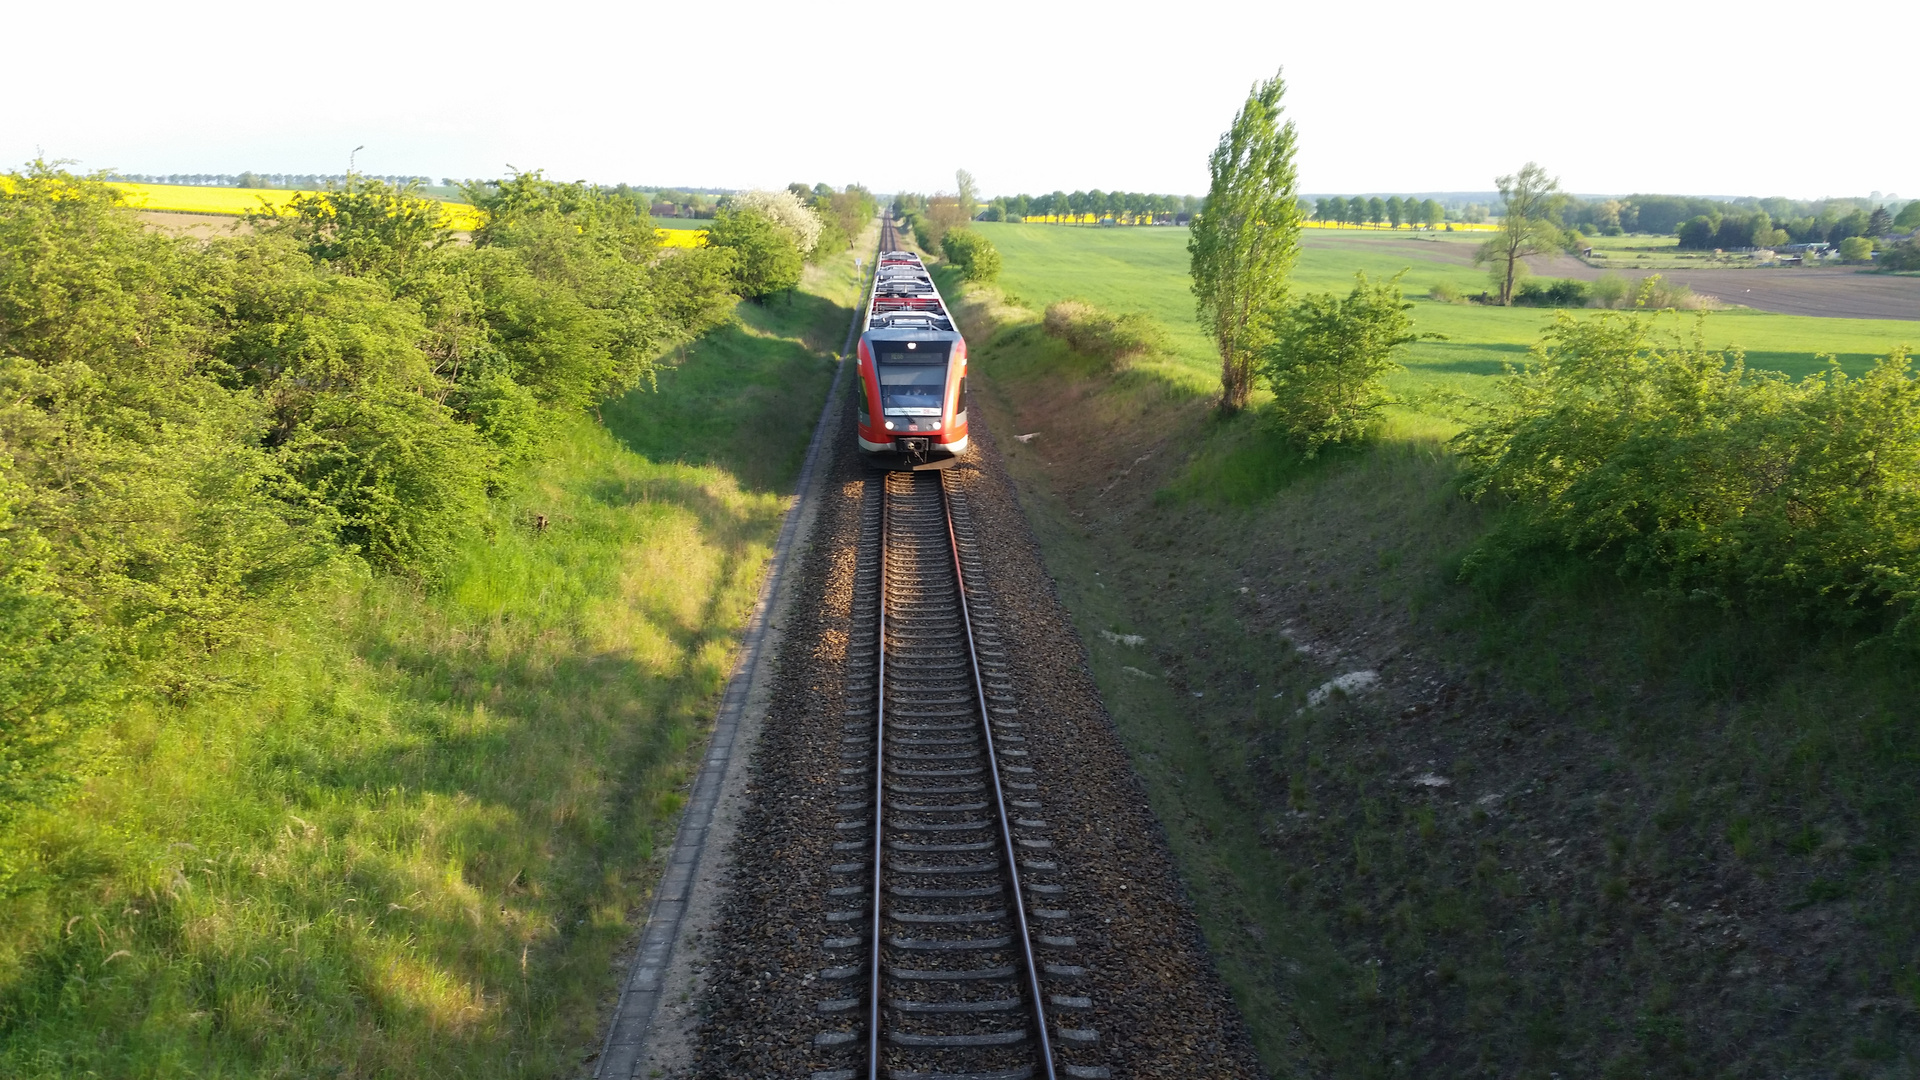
[1346,196,1367,225]
[728,189,823,255]
[1475,162,1564,305]
[705,207,802,299]
[1896,200,1920,231]
[1260,272,1425,454]
[956,169,979,222]
[1189,69,1304,413]
[1677,215,1718,250]
[1867,205,1894,236]
[1366,196,1386,225]
[941,229,1001,282]
[1386,196,1404,228]
[1315,197,1334,221]
[1421,199,1443,228]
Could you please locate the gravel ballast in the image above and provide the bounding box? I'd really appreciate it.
[677,385,1264,1078]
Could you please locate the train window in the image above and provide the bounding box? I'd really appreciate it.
[876,363,949,414]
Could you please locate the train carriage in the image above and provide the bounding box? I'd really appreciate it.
[855,244,969,469]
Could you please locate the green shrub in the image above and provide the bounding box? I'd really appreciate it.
[1454,312,1920,629]
[1428,282,1464,304]
[0,163,740,822]
[1590,271,1631,308]
[1040,299,1166,370]
[1258,272,1425,455]
[1839,236,1875,263]
[1513,278,1590,307]
[940,228,1002,282]
[704,207,802,299]
[1875,239,1920,272]
[1631,273,1707,310]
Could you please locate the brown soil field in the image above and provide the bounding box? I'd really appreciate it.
[1528,253,1920,321]
[134,210,252,237]
[1302,231,1919,321]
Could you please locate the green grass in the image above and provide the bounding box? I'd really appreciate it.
[0,235,866,1078]
[973,222,1919,406]
[950,225,1920,1076]
[650,217,711,231]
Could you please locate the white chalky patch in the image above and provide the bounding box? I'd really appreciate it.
[1411,773,1451,788]
[1121,666,1156,679]
[1307,670,1379,706]
[1100,630,1145,647]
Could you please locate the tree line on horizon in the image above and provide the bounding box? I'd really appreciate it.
[1307,195,1450,228]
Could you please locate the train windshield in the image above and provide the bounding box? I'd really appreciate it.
[874,341,951,415]
[876,363,949,415]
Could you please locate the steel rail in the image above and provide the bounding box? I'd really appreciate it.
[864,216,895,1080]
[859,215,1053,1080]
[938,471,1058,1080]
[863,474,890,1080]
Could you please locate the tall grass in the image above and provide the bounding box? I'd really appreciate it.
[0,233,866,1078]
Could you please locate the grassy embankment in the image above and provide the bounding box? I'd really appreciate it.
[952,222,1920,1076]
[0,236,867,1078]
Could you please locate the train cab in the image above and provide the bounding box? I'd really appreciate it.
[855,249,969,469]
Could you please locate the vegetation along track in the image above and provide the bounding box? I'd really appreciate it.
[811,468,1101,1080]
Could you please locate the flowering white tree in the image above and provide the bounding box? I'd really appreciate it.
[728,189,824,256]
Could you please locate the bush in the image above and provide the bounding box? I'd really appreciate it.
[1454,312,1920,629]
[1874,239,1920,272]
[940,229,1002,282]
[1590,271,1631,309]
[1513,277,1591,307]
[1631,273,1707,310]
[705,207,803,299]
[0,163,740,822]
[1839,235,1876,263]
[1258,272,1425,455]
[1040,299,1166,370]
[725,189,823,256]
[1428,282,1464,303]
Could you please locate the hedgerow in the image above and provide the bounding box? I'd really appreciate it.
[0,163,741,821]
[1454,311,1920,630]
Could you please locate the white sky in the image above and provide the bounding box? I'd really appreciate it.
[7,0,1915,201]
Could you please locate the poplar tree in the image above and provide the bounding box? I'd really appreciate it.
[1189,68,1304,413]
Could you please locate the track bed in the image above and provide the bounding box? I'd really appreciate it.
[679,287,1264,1077]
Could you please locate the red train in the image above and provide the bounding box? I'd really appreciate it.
[855,247,969,469]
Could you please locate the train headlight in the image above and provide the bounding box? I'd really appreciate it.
[884,420,895,430]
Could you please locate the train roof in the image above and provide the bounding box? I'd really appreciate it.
[864,246,956,333]
[864,326,962,344]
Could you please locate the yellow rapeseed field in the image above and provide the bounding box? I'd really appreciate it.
[109,183,710,245]
[111,182,486,231]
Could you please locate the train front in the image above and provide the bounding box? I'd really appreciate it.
[856,328,969,470]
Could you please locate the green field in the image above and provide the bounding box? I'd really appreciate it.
[0,234,865,1077]
[974,222,1918,402]
[651,216,713,231]
[951,224,1920,1077]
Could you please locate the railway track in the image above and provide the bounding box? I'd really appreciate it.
[810,248,1104,1076]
